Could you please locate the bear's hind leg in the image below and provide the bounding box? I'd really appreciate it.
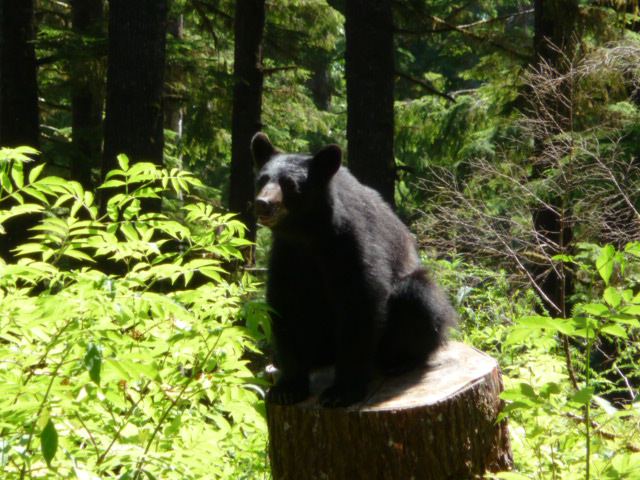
[378,269,456,374]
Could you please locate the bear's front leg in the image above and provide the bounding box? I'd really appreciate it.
[267,376,310,405]
[319,290,382,408]
[318,337,373,407]
[267,320,311,405]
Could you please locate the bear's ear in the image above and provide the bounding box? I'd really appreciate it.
[251,132,275,168]
[310,144,342,182]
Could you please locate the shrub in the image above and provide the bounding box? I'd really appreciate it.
[0,148,268,479]
[427,248,640,479]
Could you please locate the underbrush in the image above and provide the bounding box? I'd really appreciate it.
[3,145,639,479]
[0,148,269,479]
[428,246,640,480]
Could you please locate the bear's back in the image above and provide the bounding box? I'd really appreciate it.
[329,167,421,280]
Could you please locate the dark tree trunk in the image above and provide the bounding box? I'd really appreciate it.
[531,205,574,316]
[102,0,167,193]
[164,13,184,135]
[531,0,579,317]
[70,0,105,190]
[344,0,395,207]
[229,0,265,249]
[534,0,579,66]
[0,0,40,262]
[0,0,39,148]
[308,55,332,111]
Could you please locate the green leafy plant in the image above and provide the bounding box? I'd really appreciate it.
[427,247,639,480]
[496,243,640,480]
[0,148,268,479]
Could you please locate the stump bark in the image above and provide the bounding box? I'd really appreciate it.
[266,342,513,480]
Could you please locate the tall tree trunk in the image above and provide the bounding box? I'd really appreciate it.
[164,12,184,135]
[530,0,579,317]
[308,54,332,111]
[0,0,40,262]
[534,0,579,66]
[344,0,395,207]
[70,0,105,190]
[229,0,265,250]
[102,0,167,194]
[0,0,39,148]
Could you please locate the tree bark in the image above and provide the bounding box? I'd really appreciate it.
[534,0,580,65]
[102,0,167,186]
[70,0,105,190]
[0,0,40,262]
[267,342,513,480]
[308,55,332,111]
[530,0,579,317]
[229,0,265,249]
[344,0,395,207]
[0,0,39,148]
[164,12,184,135]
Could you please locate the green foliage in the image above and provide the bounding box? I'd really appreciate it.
[433,244,640,480]
[24,3,640,479]
[0,149,268,479]
[497,243,640,479]
[262,68,346,154]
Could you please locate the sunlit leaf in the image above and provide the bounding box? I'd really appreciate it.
[603,287,622,308]
[601,323,628,338]
[117,154,130,171]
[99,179,126,189]
[40,418,58,467]
[570,386,594,405]
[596,244,616,285]
[28,163,46,183]
[580,303,609,316]
[84,343,102,385]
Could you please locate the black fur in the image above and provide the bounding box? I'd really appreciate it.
[252,133,456,407]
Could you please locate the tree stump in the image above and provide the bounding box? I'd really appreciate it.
[266,342,513,480]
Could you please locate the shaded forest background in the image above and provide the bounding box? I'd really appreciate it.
[1,0,640,479]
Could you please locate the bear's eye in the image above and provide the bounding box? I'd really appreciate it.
[256,175,269,189]
[279,177,297,196]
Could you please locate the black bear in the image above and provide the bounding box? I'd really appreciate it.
[252,133,456,408]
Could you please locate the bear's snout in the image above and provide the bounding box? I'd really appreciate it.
[255,197,277,216]
[255,183,286,227]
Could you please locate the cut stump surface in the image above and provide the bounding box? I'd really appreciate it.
[267,341,513,480]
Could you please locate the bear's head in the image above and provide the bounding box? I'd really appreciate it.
[251,132,341,230]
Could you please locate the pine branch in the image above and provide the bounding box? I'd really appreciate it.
[191,0,238,48]
[456,8,533,30]
[395,70,455,102]
[396,8,533,35]
[191,0,233,24]
[37,55,59,67]
[262,65,301,75]
[395,9,533,62]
